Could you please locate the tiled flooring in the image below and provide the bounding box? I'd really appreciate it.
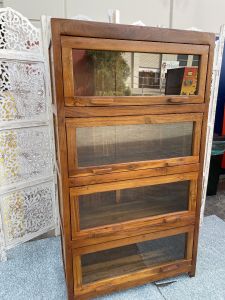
[1,215,225,300]
[205,178,225,221]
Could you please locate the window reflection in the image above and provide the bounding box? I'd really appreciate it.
[72,49,199,96]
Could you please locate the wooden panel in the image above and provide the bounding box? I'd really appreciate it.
[61,36,209,54]
[198,52,208,102]
[192,118,203,156]
[71,211,195,248]
[65,96,204,107]
[186,230,194,260]
[53,18,214,45]
[69,163,199,186]
[73,224,194,255]
[51,20,74,300]
[73,255,82,288]
[71,172,198,196]
[62,47,74,97]
[64,104,205,118]
[66,113,203,127]
[189,41,215,277]
[69,157,199,178]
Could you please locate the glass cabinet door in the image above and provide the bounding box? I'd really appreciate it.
[81,233,186,284]
[70,172,197,237]
[78,181,190,230]
[61,36,209,106]
[66,113,202,178]
[73,227,194,291]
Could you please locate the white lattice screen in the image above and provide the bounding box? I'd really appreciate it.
[200,26,225,222]
[0,8,57,261]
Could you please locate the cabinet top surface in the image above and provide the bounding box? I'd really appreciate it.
[51,18,215,46]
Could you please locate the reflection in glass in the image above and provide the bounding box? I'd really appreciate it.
[81,234,186,284]
[79,181,189,229]
[72,49,199,96]
[76,122,193,167]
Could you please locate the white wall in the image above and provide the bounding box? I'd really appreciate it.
[4,0,65,27]
[66,0,170,27]
[3,0,224,32]
[3,0,170,28]
[173,0,225,33]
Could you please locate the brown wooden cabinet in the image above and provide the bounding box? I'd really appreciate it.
[50,19,214,299]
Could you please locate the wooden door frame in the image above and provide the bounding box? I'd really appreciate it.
[73,226,194,298]
[70,172,198,245]
[61,36,208,106]
[66,113,203,179]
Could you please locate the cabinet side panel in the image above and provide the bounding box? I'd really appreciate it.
[50,20,74,299]
[190,42,215,276]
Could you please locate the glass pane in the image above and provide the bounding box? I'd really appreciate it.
[79,181,189,229]
[76,122,193,167]
[72,49,199,96]
[81,233,186,284]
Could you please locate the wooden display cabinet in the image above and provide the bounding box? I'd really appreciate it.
[50,19,214,299]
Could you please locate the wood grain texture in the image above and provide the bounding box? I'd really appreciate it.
[50,18,215,299]
[52,18,214,45]
[51,20,74,299]
[70,172,198,196]
[186,230,194,260]
[71,212,195,248]
[64,104,205,117]
[65,96,204,107]
[61,36,209,54]
[62,47,74,97]
[66,113,203,127]
[73,225,194,255]
[189,39,215,277]
[69,163,199,187]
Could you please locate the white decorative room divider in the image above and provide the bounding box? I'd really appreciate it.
[0,8,57,260]
[200,26,225,222]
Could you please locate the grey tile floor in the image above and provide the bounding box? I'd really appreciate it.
[1,216,225,300]
[205,178,225,221]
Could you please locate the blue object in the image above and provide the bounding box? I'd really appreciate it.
[211,140,225,155]
[215,41,225,135]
